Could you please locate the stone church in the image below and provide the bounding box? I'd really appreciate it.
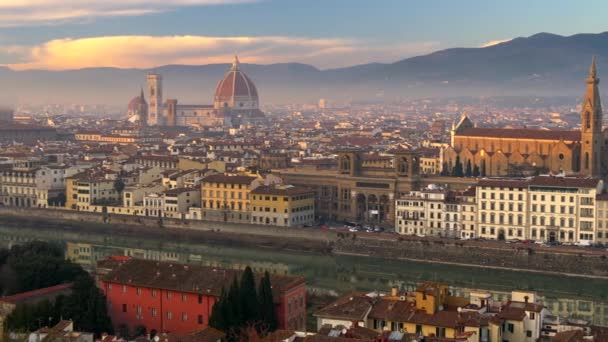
[443,58,605,178]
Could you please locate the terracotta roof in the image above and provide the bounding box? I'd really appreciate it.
[252,185,314,196]
[529,176,600,189]
[0,283,73,304]
[456,127,580,141]
[550,330,585,342]
[314,294,373,321]
[214,62,258,102]
[477,178,529,188]
[101,258,304,300]
[202,174,258,185]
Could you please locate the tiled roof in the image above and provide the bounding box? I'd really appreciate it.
[456,127,580,141]
[529,176,600,188]
[202,174,258,185]
[314,293,372,321]
[252,185,314,196]
[101,258,304,300]
[0,283,73,304]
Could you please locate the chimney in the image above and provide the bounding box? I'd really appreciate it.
[391,286,398,297]
[524,295,529,304]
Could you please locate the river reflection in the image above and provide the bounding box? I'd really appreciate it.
[0,224,607,326]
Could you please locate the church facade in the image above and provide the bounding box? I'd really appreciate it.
[128,56,264,129]
[443,59,605,178]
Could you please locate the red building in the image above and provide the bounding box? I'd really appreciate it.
[96,257,306,335]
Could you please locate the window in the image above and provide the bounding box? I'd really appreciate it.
[198,315,204,325]
[152,289,157,297]
[526,331,532,337]
[198,294,203,304]
[182,312,188,321]
[530,312,535,320]
[167,291,172,300]
[122,304,127,313]
[182,294,187,302]
[507,323,514,333]
[167,311,172,320]
[152,308,157,317]
[137,287,141,296]
[122,285,127,293]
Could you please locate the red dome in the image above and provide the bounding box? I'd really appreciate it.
[128,95,147,113]
[214,56,258,103]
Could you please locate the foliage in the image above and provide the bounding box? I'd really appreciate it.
[451,156,464,177]
[209,267,278,341]
[113,178,125,194]
[1,241,86,295]
[465,160,472,177]
[473,165,481,177]
[2,241,113,337]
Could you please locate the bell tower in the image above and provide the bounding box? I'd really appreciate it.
[580,57,603,177]
[147,73,163,126]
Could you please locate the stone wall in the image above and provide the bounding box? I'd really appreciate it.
[333,236,608,277]
[1,207,607,278]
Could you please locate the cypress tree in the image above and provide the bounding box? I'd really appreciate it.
[227,276,241,327]
[209,288,227,330]
[473,165,480,177]
[258,271,277,332]
[465,160,472,177]
[239,266,260,324]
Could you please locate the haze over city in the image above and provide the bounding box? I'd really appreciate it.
[2,1,608,342]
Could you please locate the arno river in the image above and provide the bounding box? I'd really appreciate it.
[1,223,607,326]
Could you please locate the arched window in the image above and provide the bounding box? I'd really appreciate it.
[586,111,591,129]
[585,152,590,169]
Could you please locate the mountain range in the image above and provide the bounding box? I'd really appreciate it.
[2,32,608,106]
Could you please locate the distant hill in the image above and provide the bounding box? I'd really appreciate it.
[3,32,608,106]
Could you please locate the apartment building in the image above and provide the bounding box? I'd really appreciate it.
[199,173,262,223]
[476,179,529,240]
[66,169,120,211]
[395,175,605,244]
[1,161,67,208]
[250,184,315,227]
[395,185,450,237]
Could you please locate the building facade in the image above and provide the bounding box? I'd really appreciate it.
[96,258,306,335]
[443,59,604,177]
[200,173,262,224]
[251,185,315,227]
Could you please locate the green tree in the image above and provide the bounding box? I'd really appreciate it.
[61,275,113,336]
[473,165,480,177]
[452,156,464,177]
[257,271,277,332]
[113,178,125,194]
[227,276,241,327]
[239,267,260,324]
[4,241,86,295]
[440,162,449,176]
[465,160,472,177]
[209,288,228,331]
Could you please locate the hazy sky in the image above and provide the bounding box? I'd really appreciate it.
[1,0,607,70]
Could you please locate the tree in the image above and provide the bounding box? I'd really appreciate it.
[465,160,472,177]
[239,267,260,325]
[440,162,449,176]
[257,272,277,332]
[209,288,228,331]
[61,275,113,336]
[473,165,480,177]
[113,178,125,194]
[452,156,464,177]
[4,241,86,295]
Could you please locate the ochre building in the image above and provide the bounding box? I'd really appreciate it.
[443,59,605,178]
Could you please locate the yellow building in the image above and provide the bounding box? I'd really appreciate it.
[251,184,315,227]
[200,173,262,223]
[66,169,120,211]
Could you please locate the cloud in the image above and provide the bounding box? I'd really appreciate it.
[0,0,260,27]
[480,38,511,48]
[0,35,440,70]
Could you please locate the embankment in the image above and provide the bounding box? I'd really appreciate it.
[0,207,607,278]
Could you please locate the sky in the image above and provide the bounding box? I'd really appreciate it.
[1,0,608,70]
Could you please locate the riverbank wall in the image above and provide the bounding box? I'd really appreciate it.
[1,207,607,278]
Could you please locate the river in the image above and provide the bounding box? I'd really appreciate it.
[0,223,607,327]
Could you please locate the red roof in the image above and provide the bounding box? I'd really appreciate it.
[0,283,73,304]
[456,127,580,141]
[214,64,258,102]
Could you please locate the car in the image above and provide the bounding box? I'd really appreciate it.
[319,225,330,231]
[534,240,545,245]
[374,226,384,232]
[348,227,359,232]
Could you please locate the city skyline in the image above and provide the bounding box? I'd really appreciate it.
[2,0,608,69]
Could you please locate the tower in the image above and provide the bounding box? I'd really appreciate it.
[138,87,148,128]
[147,73,163,126]
[580,57,603,177]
